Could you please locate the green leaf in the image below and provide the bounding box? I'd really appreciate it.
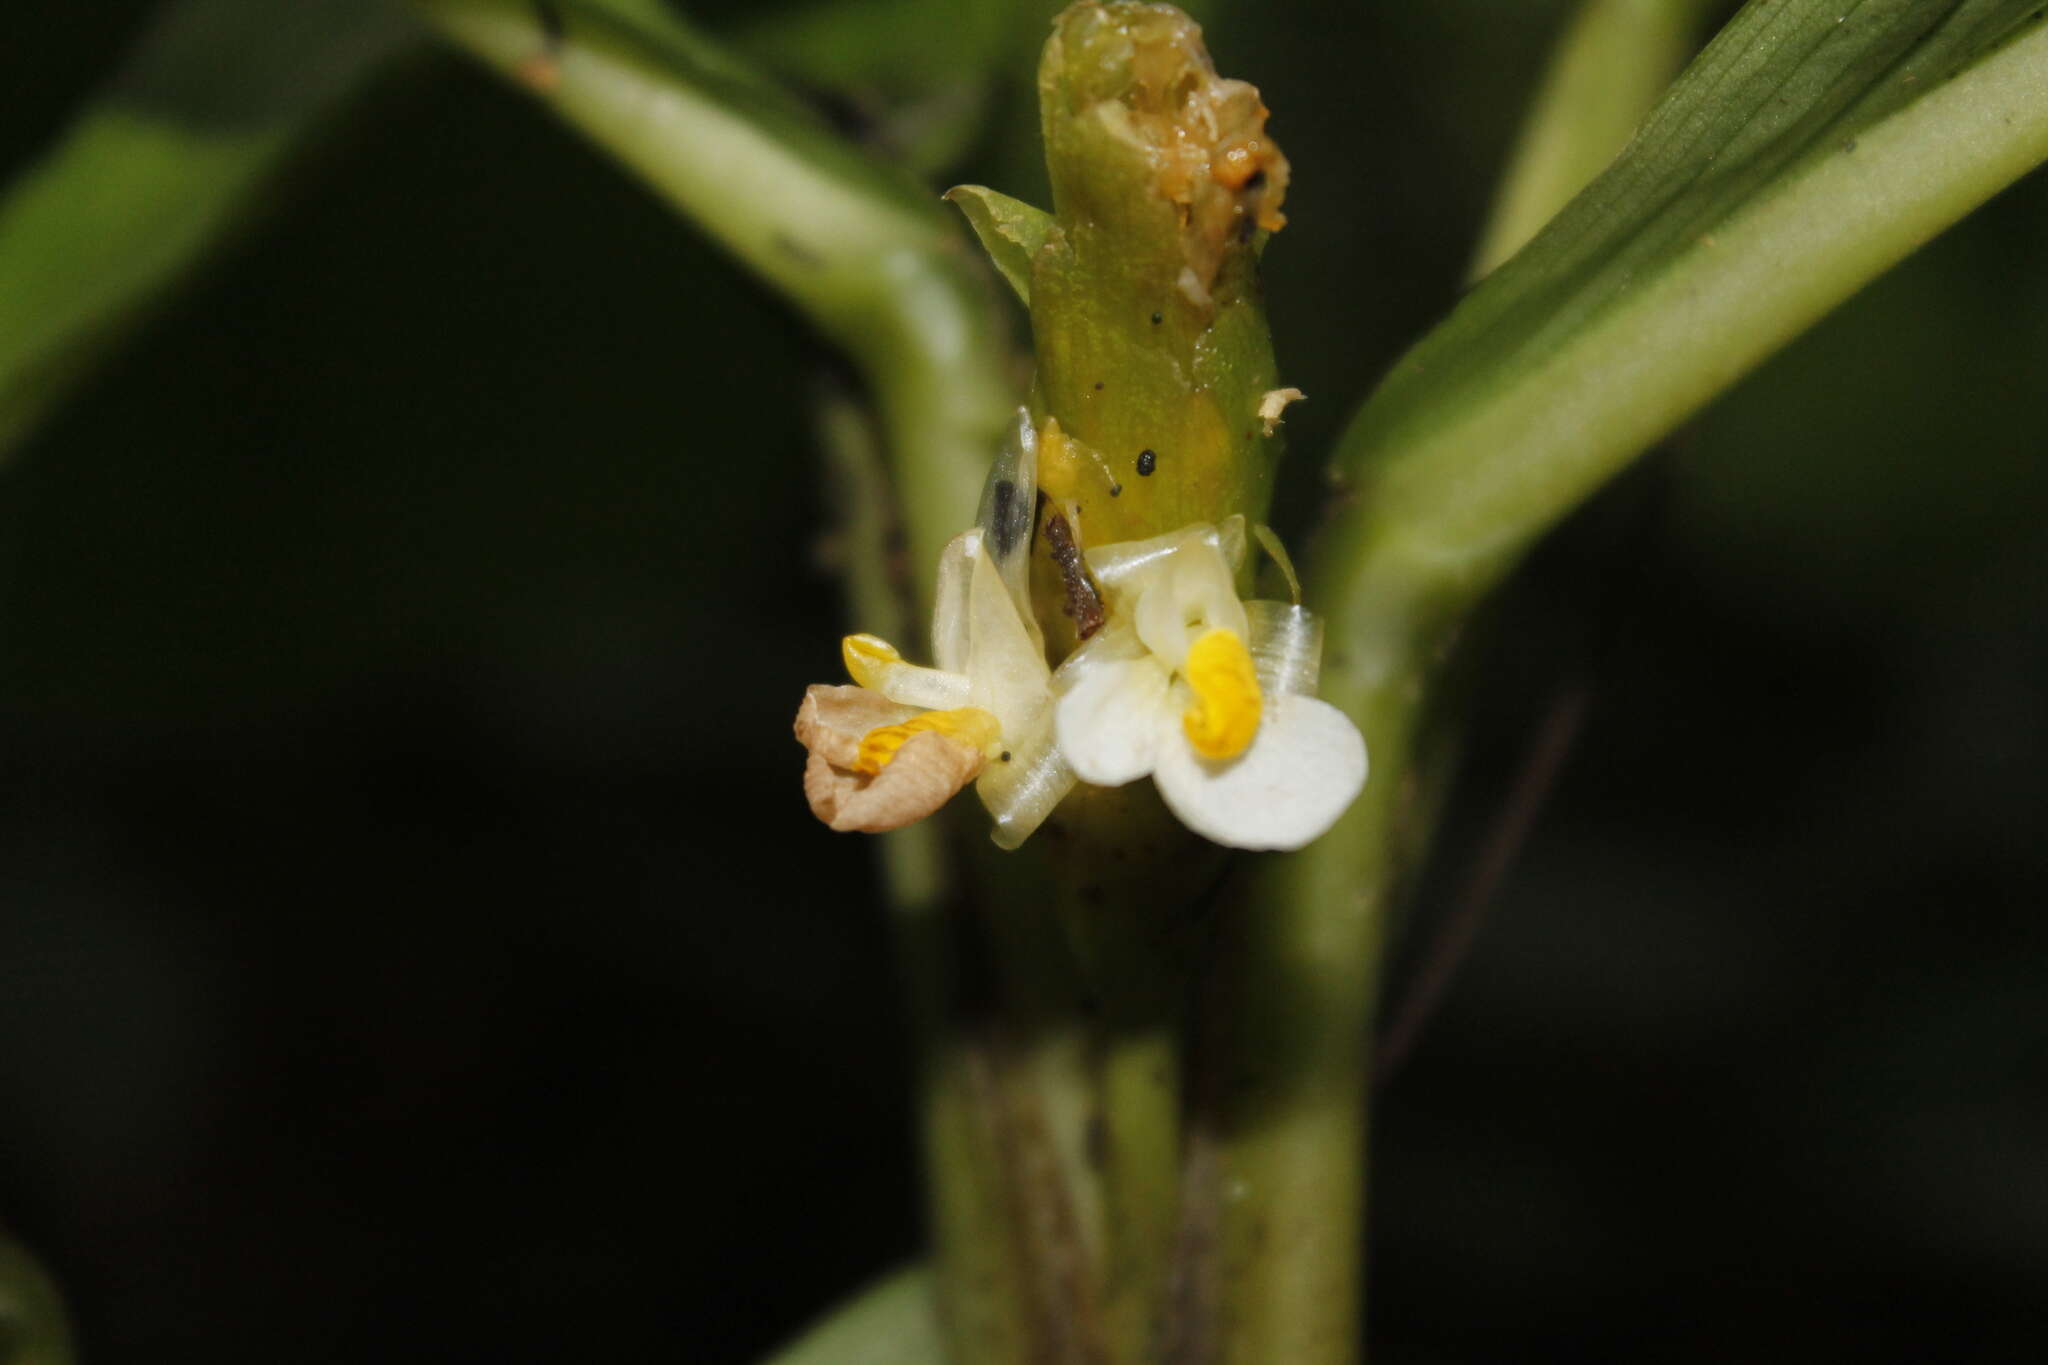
[755,1266,943,1365]
[1330,0,2048,608]
[1469,0,1712,279]
[0,0,417,459]
[0,1235,75,1365]
[943,183,1050,303]
[1235,10,2048,1360]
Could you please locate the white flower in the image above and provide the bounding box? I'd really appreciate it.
[1051,521,1366,850]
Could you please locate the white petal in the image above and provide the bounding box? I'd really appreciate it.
[1134,538,1249,670]
[1153,695,1366,851]
[976,712,1078,850]
[1054,655,1173,786]
[1050,615,1146,690]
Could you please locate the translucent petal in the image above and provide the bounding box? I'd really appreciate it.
[1250,523,1302,603]
[1214,515,1248,574]
[975,408,1044,651]
[965,536,1053,739]
[1244,600,1323,697]
[930,529,979,675]
[873,664,973,711]
[1085,522,1210,602]
[1153,695,1367,851]
[1085,519,1249,608]
[977,712,1078,850]
[1054,654,1172,786]
[845,632,975,710]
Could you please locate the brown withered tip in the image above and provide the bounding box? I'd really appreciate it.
[795,685,987,834]
[1044,2,1291,291]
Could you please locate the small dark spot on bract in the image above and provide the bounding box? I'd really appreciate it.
[1136,449,1157,477]
[990,479,1024,556]
[1093,381,1104,391]
[1109,483,1122,497]
[1150,312,1163,325]
[1000,751,1012,763]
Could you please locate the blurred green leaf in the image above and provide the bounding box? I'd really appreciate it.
[733,0,1027,93]
[0,1236,73,1365]
[0,0,418,459]
[756,1265,942,1365]
[1329,0,2048,605]
[726,0,1225,94]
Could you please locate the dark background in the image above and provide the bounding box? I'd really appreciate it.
[3,1,2045,1361]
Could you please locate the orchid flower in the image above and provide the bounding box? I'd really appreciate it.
[796,413,1077,847]
[1052,519,1367,850]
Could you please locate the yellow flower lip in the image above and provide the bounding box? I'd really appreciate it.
[841,633,902,690]
[855,707,1002,776]
[1181,627,1262,761]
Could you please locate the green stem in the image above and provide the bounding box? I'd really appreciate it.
[417,0,1012,587]
[1208,519,1446,1365]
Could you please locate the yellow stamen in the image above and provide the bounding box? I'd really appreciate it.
[842,633,902,690]
[854,707,1001,776]
[1182,628,1262,760]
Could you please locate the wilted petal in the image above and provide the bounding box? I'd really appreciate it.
[1152,694,1366,850]
[803,731,988,833]
[794,684,921,770]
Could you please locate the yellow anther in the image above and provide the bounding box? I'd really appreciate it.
[854,707,1001,776]
[842,633,902,690]
[1182,628,1262,761]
